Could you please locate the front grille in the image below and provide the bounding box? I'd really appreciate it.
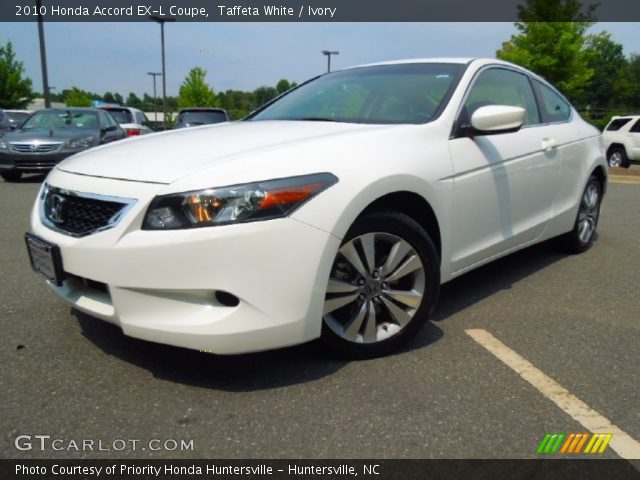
[15,159,58,169]
[41,185,135,237]
[11,142,61,153]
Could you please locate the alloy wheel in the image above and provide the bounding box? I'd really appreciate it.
[323,232,425,344]
[577,183,599,244]
[608,151,622,168]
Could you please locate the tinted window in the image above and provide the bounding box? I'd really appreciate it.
[605,118,632,131]
[464,68,540,126]
[102,108,134,124]
[175,111,227,126]
[22,110,98,130]
[629,119,640,133]
[534,81,571,123]
[251,63,465,124]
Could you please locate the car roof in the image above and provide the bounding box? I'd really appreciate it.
[97,105,142,113]
[178,108,226,112]
[353,57,475,68]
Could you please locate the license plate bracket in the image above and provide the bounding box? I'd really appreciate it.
[24,233,66,286]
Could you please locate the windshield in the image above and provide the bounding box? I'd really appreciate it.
[22,110,99,130]
[102,108,134,124]
[250,63,465,124]
[175,111,227,126]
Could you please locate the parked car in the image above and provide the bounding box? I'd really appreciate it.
[4,109,33,129]
[25,58,606,358]
[0,108,126,181]
[173,108,229,129]
[0,109,12,134]
[602,115,640,168]
[96,105,154,137]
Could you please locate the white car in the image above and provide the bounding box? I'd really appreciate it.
[602,115,640,168]
[96,106,154,137]
[26,58,607,358]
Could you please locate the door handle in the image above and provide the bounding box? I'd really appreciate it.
[542,138,557,152]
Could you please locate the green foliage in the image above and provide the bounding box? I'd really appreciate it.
[276,79,291,94]
[178,67,217,108]
[64,87,92,107]
[516,0,596,22]
[103,92,116,104]
[253,86,278,109]
[497,22,594,100]
[126,92,143,109]
[0,40,35,109]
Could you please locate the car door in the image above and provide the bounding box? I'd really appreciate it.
[447,66,561,274]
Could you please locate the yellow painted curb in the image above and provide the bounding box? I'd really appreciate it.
[609,175,640,185]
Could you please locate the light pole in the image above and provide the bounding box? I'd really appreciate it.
[147,72,161,122]
[322,50,339,73]
[36,0,51,108]
[149,14,175,129]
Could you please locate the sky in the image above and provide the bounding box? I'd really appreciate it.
[1,22,638,97]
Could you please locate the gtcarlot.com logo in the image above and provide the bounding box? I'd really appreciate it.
[14,434,194,452]
[537,433,612,455]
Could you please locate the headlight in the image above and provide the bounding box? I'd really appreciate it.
[65,136,95,150]
[143,173,338,230]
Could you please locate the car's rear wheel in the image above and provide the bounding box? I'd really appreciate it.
[558,175,602,253]
[608,147,629,168]
[320,211,440,358]
[1,172,21,182]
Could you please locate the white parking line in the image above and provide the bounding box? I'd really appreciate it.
[465,328,640,460]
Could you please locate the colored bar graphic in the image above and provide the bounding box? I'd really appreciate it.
[537,433,565,454]
[539,433,613,454]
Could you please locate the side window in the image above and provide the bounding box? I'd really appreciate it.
[534,81,571,123]
[605,118,632,131]
[101,111,116,127]
[464,68,540,126]
[629,119,640,133]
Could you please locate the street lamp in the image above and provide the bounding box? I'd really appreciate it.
[36,0,51,108]
[322,50,339,73]
[147,72,162,122]
[149,14,175,129]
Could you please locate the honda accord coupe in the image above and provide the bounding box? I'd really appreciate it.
[26,58,607,358]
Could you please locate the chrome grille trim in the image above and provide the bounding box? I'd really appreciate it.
[10,142,62,153]
[39,184,137,237]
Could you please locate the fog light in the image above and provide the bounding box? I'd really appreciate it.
[215,290,239,307]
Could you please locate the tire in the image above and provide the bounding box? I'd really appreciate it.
[607,147,629,168]
[1,171,21,182]
[320,211,440,359]
[558,175,602,254]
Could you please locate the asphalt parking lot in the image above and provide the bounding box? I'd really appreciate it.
[1,173,639,460]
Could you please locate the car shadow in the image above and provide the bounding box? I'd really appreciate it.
[73,238,568,391]
[431,238,567,323]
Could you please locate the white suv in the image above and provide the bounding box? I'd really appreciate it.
[97,106,154,137]
[602,115,640,168]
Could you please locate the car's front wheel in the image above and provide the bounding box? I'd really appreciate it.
[320,211,440,358]
[607,147,629,168]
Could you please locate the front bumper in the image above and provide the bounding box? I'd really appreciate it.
[0,150,75,173]
[30,169,340,354]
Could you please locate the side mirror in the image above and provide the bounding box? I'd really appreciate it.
[470,105,525,134]
[101,125,117,134]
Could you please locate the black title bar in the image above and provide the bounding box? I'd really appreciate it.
[1,0,640,22]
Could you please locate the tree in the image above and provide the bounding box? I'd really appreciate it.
[178,67,216,108]
[103,92,116,104]
[253,86,278,109]
[113,93,124,105]
[0,40,35,108]
[126,92,142,109]
[64,87,91,107]
[579,32,631,109]
[276,79,291,95]
[496,0,596,100]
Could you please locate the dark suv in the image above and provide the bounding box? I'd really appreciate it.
[173,108,229,129]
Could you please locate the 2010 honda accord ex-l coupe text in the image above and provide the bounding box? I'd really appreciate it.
[26,58,607,358]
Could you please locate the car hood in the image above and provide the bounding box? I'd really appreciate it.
[57,120,388,184]
[3,128,96,142]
